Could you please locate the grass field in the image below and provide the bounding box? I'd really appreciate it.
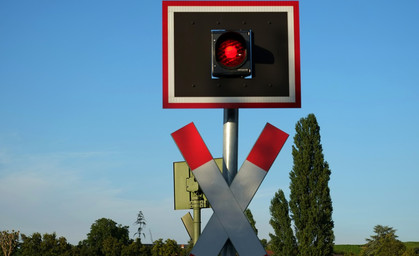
[405,242,419,249]
[334,242,419,255]
[334,244,363,255]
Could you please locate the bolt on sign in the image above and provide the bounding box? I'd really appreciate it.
[162,1,301,108]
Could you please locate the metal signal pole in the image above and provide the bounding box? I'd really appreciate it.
[222,108,239,256]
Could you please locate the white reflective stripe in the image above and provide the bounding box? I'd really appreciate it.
[230,160,267,210]
[193,160,266,256]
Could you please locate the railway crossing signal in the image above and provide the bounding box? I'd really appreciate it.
[163,1,300,255]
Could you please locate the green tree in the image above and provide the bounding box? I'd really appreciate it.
[244,208,258,235]
[0,230,20,256]
[18,232,72,256]
[162,239,180,256]
[102,237,125,256]
[151,239,180,256]
[360,225,406,256]
[40,233,72,256]
[84,218,130,256]
[74,240,90,256]
[121,238,150,256]
[288,114,334,256]
[19,233,42,256]
[151,239,164,256]
[269,189,298,256]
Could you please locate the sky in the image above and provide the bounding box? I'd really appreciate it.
[1,0,418,246]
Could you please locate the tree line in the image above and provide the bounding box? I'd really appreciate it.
[1,216,192,256]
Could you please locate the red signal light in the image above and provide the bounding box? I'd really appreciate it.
[216,33,247,69]
[224,45,238,59]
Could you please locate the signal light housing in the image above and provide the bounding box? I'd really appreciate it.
[211,30,252,78]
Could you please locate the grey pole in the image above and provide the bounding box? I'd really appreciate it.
[221,108,238,256]
[191,193,201,245]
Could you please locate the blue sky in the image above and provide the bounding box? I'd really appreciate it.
[1,0,418,246]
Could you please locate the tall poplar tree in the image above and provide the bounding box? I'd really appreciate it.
[269,189,298,256]
[289,114,334,256]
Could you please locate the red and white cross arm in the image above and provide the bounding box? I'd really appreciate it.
[171,123,288,256]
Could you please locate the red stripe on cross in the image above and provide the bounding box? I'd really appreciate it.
[246,123,289,171]
[171,122,213,171]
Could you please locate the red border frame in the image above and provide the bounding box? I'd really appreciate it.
[162,1,300,109]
